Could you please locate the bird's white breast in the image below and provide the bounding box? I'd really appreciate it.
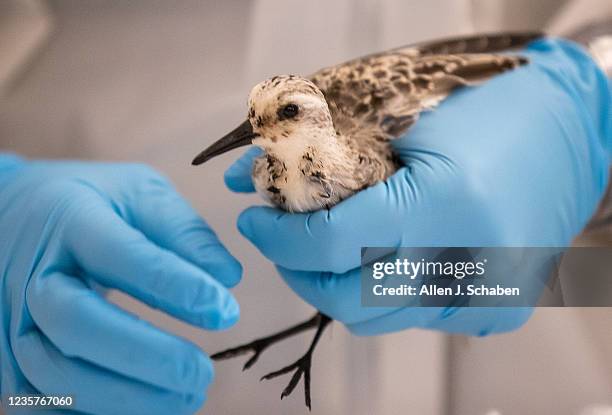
[281,169,323,212]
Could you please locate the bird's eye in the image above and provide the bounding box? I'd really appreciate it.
[279,104,299,120]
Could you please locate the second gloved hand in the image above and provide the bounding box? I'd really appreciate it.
[224,39,611,336]
[0,156,241,415]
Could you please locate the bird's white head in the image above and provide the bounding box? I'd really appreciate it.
[247,75,335,152]
[192,75,336,165]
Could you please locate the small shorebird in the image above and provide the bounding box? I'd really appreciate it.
[192,32,542,409]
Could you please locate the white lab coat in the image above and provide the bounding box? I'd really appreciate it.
[1,1,611,414]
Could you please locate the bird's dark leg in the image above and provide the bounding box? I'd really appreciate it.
[211,312,323,371]
[260,313,332,410]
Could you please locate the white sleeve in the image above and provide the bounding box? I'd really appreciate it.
[547,0,612,35]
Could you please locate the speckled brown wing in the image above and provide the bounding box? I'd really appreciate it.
[310,32,541,141]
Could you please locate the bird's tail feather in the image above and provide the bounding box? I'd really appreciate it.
[412,31,544,56]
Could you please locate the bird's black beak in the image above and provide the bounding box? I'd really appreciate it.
[192,120,257,165]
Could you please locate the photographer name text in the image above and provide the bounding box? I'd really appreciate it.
[372,283,520,297]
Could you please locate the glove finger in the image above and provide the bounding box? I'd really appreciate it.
[27,271,213,395]
[64,203,239,329]
[126,181,242,288]
[277,266,412,325]
[13,330,204,415]
[346,306,532,336]
[223,147,262,193]
[236,186,400,274]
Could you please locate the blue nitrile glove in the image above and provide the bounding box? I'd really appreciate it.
[224,38,611,336]
[0,155,242,415]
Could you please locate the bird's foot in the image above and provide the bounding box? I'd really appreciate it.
[211,338,271,371]
[211,313,322,371]
[259,313,331,410]
[260,350,314,409]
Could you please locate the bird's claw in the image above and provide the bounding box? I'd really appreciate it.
[261,353,313,410]
[211,340,268,371]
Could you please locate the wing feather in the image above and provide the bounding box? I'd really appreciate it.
[309,32,540,141]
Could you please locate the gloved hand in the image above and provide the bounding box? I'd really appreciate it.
[0,155,242,415]
[224,38,611,336]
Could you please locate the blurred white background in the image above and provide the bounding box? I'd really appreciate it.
[1,1,611,414]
